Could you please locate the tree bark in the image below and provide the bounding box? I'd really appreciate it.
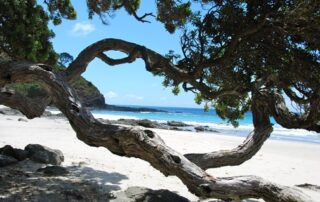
[0,60,311,201]
[265,92,320,132]
[184,92,273,169]
[184,125,272,169]
[0,87,50,119]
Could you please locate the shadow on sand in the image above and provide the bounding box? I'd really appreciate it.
[0,160,127,201]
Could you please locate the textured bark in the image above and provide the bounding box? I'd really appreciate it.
[266,92,320,133]
[184,125,272,169]
[0,59,311,201]
[0,87,50,119]
[184,94,273,169]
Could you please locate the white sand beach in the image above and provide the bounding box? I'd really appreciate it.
[1,112,320,201]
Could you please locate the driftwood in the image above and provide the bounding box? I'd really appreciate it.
[0,38,313,201]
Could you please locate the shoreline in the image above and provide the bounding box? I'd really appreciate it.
[1,111,320,201]
[2,105,320,145]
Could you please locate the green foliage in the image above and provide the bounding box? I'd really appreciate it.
[194,93,203,105]
[9,83,44,97]
[203,103,209,112]
[86,0,142,24]
[58,52,74,67]
[172,85,180,95]
[156,0,192,33]
[165,50,181,63]
[213,95,249,127]
[0,0,57,64]
[161,0,319,125]
[44,0,77,25]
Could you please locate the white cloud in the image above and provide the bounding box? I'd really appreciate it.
[105,91,118,99]
[70,21,95,36]
[125,94,144,100]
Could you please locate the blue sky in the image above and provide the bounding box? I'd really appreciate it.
[49,1,203,108]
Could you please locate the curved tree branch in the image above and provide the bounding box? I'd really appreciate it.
[265,92,320,132]
[0,60,311,201]
[66,38,189,80]
[184,126,273,170]
[185,93,273,169]
[66,38,242,99]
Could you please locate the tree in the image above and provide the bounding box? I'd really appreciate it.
[0,0,319,201]
[58,52,74,67]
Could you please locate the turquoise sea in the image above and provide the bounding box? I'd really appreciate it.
[89,106,320,144]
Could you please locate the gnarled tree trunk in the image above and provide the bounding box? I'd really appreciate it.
[0,41,312,201]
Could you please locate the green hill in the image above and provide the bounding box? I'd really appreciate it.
[7,65,105,108]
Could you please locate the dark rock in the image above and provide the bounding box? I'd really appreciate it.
[12,149,29,161]
[18,118,28,122]
[169,127,192,132]
[0,154,18,167]
[296,183,320,191]
[116,119,139,126]
[117,119,168,129]
[112,186,190,202]
[0,145,29,161]
[194,126,207,132]
[25,144,64,165]
[167,121,190,127]
[37,165,69,176]
[0,145,15,157]
[195,126,219,133]
[0,110,5,115]
[137,119,162,128]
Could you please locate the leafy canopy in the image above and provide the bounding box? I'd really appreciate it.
[162,0,320,126]
[0,0,54,64]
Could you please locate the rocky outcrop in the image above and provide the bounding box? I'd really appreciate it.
[116,119,168,129]
[194,125,219,133]
[0,145,29,161]
[0,154,18,167]
[167,121,191,127]
[0,144,65,166]
[25,144,64,165]
[6,65,106,108]
[70,77,106,108]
